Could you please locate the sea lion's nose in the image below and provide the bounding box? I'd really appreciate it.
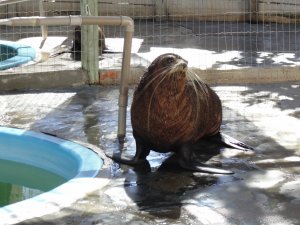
[182,62,188,69]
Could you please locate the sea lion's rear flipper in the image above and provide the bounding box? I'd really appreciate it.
[209,132,254,151]
[178,159,234,174]
[177,145,234,174]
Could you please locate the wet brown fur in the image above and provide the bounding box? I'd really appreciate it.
[131,53,222,153]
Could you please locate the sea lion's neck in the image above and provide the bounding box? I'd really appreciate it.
[170,74,187,95]
[137,72,188,100]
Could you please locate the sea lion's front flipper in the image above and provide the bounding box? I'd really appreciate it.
[178,159,234,174]
[106,153,147,165]
[106,137,151,166]
[209,132,254,151]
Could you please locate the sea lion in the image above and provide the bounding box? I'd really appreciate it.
[109,53,253,174]
[71,25,107,61]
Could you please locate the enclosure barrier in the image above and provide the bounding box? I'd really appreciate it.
[0,15,134,138]
[2,0,300,23]
[0,0,47,39]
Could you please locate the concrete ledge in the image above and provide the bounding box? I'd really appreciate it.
[195,67,300,84]
[100,66,300,85]
[1,66,299,91]
[0,69,88,91]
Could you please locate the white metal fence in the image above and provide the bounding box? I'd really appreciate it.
[0,0,299,84]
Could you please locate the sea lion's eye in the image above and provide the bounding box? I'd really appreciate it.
[166,57,174,64]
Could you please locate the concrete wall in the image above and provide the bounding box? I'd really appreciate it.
[0,0,299,23]
[258,0,300,23]
[163,0,249,21]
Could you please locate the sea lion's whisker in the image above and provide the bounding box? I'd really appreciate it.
[169,63,187,75]
[188,69,216,130]
[186,69,211,130]
[135,67,170,100]
[172,71,180,105]
[147,72,169,132]
[188,74,201,129]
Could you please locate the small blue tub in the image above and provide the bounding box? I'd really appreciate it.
[0,40,36,70]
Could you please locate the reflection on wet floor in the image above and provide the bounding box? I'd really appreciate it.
[0,83,299,224]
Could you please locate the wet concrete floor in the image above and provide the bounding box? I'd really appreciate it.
[0,82,299,224]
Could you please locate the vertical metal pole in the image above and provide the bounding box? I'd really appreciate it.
[80,0,99,84]
[0,4,6,18]
[155,0,167,21]
[117,27,133,138]
[39,0,48,40]
[7,3,16,18]
[248,0,258,23]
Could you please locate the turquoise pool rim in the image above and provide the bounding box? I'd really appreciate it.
[0,126,104,223]
[0,40,36,70]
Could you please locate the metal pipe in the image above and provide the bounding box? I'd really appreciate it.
[39,0,48,40]
[0,15,134,29]
[117,29,133,138]
[0,15,134,138]
[0,0,31,6]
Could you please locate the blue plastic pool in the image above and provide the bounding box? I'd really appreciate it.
[0,40,36,70]
[0,126,104,223]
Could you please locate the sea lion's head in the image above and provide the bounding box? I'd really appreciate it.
[137,53,207,96]
[134,53,209,135]
[147,53,188,78]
